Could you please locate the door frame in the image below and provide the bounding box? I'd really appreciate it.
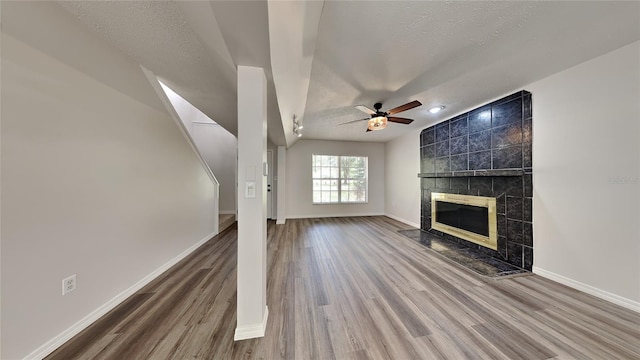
[266,149,274,219]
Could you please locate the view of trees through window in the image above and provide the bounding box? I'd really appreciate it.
[312,155,368,204]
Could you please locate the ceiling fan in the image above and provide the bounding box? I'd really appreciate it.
[340,100,422,132]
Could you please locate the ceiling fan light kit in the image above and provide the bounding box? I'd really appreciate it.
[346,100,422,132]
[368,116,387,131]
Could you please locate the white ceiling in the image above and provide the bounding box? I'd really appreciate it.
[57,1,640,147]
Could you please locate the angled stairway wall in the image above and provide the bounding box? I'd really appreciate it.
[159,83,238,216]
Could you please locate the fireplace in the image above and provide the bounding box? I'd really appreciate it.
[419,91,533,270]
[431,193,497,250]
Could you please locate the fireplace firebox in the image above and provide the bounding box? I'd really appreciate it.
[431,193,497,250]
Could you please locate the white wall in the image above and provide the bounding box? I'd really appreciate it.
[384,41,640,310]
[276,146,287,224]
[235,66,268,339]
[191,123,237,213]
[385,129,421,227]
[286,139,385,218]
[1,3,217,358]
[528,41,640,309]
[160,84,237,214]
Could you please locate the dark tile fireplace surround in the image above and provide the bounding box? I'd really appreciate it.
[419,91,533,270]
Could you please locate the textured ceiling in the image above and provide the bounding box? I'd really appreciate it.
[57,0,286,145]
[56,1,640,146]
[302,1,640,142]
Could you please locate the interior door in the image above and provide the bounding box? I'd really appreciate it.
[267,149,274,219]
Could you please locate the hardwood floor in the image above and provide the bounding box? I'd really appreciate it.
[219,213,236,232]
[46,216,640,360]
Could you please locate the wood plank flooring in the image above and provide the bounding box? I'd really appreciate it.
[46,216,640,360]
[219,214,236,232]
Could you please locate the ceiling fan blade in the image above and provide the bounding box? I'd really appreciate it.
[387,116,414,124]
[386,100,422,115]
[355,105,376,115]
[339,118,369,125]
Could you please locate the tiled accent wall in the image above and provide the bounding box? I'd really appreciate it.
[420,91,533,270]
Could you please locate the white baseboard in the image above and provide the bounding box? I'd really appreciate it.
[384,214,420,228]
[276,218,286,225]
[286,212,384,219]
[234,306,269,341]
[533,266,640,313]
[219,210,236,215]
[24,231,217,360]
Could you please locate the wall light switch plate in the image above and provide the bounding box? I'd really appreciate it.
[245,181,256,198]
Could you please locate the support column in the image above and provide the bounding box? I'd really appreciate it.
[235,66,268,341]
[276,145,287,224]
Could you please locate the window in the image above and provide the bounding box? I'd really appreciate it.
[312,155,368,204]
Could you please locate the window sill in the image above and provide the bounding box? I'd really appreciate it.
[312,202,369,205]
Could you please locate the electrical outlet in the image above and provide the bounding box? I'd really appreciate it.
[62,274,76,295]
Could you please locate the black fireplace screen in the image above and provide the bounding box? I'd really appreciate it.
[435,201,489,236]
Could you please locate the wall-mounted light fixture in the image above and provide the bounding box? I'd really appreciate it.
[293,114,303,137]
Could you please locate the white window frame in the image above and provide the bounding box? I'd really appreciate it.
[312,154,368,204]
